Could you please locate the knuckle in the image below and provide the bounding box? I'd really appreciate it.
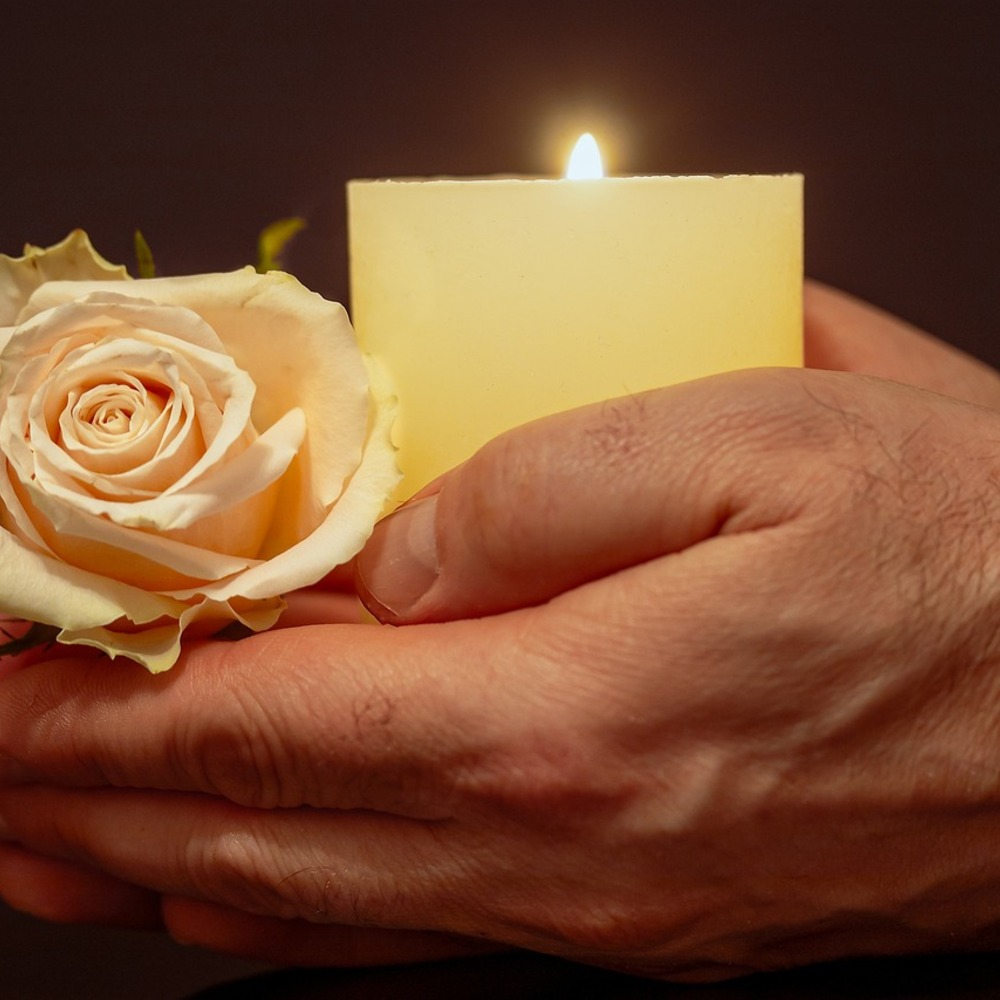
[185,696,290,809]
[699,373,841,483]
[184,825,404,925]
[185,829,296,916]
[458,724,632,831]
[185,828,346,923]
[175,653,306,808]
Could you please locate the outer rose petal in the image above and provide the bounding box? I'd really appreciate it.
[0,527,187,633]
[0,230,128,325]
[59,596,287,675]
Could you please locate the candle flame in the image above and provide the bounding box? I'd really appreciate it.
[566,132,604,179]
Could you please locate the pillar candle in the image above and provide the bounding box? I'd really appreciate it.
[348,167,802,500]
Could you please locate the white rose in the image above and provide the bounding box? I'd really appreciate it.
[0,233,398,672]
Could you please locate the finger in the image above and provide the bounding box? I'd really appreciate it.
[162,896,501,966]
[274,588,363,628]
[0,784,475,934]
[0,841,161,928]
[355,367,850,623]
[0,618,525,813]
[804,281,1000,407]
[313,560,361,593]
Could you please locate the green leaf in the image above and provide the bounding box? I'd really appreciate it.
[257,216,306,273]
[134,229,156,279]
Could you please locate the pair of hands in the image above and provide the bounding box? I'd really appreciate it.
[3,284,1000,981]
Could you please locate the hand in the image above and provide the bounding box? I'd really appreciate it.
[803,281,1000,407]
[3,285,1000,980]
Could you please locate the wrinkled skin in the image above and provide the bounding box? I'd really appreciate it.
[3,283,1000,980]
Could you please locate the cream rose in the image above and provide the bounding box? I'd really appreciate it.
[0,232,398,672]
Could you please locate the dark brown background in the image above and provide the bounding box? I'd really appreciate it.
[2,2,1000,997]
[3,1,1000,360]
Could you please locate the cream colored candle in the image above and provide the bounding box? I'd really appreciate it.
[348,158,802,500]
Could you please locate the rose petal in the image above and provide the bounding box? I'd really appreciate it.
[5,321,260,513]
[0,452,49,551]
[58,378,200,489]
[11,471,267,588]
[57,595,286,674]
[24,407,304,533]
[183,271,371,509]
[0,524,186,633]
[177,357,399,601]
[8,298,257,496]
[66,379,165,446]
[12,289,229,358]
[0,230,128,326]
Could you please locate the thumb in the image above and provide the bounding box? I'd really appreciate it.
[355,369,812,624]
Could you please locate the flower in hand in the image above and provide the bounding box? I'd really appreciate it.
[0,231,398,671]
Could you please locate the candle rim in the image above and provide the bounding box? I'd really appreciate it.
[348,172,804,185]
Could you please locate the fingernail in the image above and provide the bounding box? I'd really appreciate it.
[356,494,440,621]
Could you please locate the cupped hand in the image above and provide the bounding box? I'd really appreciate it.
[3,285,1000,980]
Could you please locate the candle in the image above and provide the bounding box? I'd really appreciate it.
[348,138,802,500]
